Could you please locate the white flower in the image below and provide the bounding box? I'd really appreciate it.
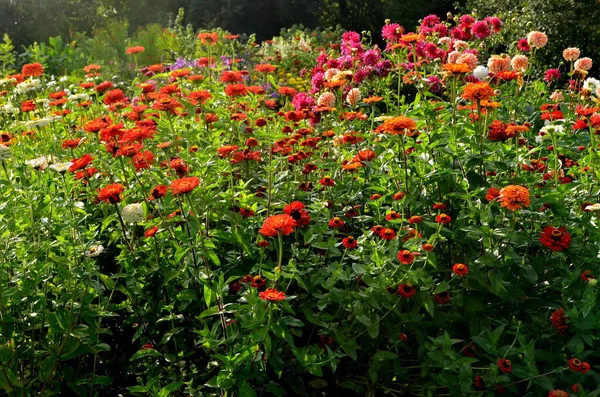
[585,203,600,211]
[583,78,600,94]
[473,65,489,81]
[15,79,41,94]
[540,125,564,135]
[0,103,19,114]
[49,162,72,173]
[85,245,104,257]
[25,156,50,169]
[121,203,144,223]
[68,93,90,102]
[23,115,62,129]
[59,76,69,82]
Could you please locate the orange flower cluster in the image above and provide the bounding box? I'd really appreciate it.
[259,288,286,302]
[125,46,145,55]
[498,185,530,210]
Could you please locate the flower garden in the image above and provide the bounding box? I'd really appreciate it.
[0,12,599,397]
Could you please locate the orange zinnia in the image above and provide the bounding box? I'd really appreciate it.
[259,288,286,302]
[363,96,384,104]
[259,214,297,237]
[125,46,145,55]
[400,33,421,43]
[498,185,530,210]
[381,116,417,134]
[461,82,495,101]
[169,176,200,195]
[22,63,44,77]
[442,63,472,74]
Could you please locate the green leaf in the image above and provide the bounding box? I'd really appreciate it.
[157,382,184,397]
[238,381,257,397]
[204,284,213,307]
[176,289,197,300]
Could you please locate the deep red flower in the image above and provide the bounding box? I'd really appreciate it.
[581,270,595,282]
[539,226,571,251]
[497,358,512,373]
[144,226,159,238]
[433,291,451,305]
[435,213,452,224]
[319,176,335,186]
[342,236,358,249]
[550,308,568,335]
[259,214,297,237]
[398,283,416,298]
[474,375,485,390]
[250,275,266,288]
[486,187,501,201]
[452,263,469,276]
[548,390,569,397]
[283,201,311,227]
[379,228,396,240]
[148,185,167,201]
[568,358,584,372]
[397,250,415,264]
[408,215,422,224]
[328,217,345,229]
[97,183,125,204]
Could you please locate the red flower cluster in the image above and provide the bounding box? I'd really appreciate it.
[97,183,125,204]
[567,358,590,374]
[282,201,311,227]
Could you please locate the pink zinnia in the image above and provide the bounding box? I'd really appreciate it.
[472,21,491,39]
[517,38,530,52]
[382,23,404,42]
[545,69,561,83]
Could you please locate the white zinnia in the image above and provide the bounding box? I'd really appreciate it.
[49,162,72,173]
[121,203,144,223]
[583,78,600,95]
[473,65,489,81]
[85,245,104,257]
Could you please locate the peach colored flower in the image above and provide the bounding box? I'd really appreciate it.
[317,92,335,107]
[562,47,580,62]
[457,52,478,70]
[526,31,548,49]
[574,57,593,71]
[487,55,511,74]
[346,88,361,107]
[511,55,529,72]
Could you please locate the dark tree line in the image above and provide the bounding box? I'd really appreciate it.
[0,0,462,51]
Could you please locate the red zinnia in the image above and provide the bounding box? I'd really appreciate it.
[97,183,125,204]
[452,263,469,276]
[435,213,452,224]
[550,308,568,335]
[379,228,396,240]
[259,287,286,302]
[169,176,200,195]
[398,283,416,298]
[497,358,512,373]
[539,226,571,251]
[259,214,297,237]
[342,236,358,250]
[328,217,345,229]
[397,250,415,265]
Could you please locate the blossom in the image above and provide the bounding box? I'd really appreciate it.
[379,228,396,240]
[473,65,489,81]
[511,55,528,72]
[550,308,568,335]
[97,183,125,204]
[545,69,561,83]
[462,82,495,101]
[398,283,416,298]
[526,31,548,49]
[435,213,452,224]
[472,20,491,39]
[498,185,530,210]
[22,63,44,77]
[259,214,296,237]
[125,46,145,54]
[381,116,417,134]
[397,250,415,265]
[121,203,144,223]
[497,358,512,373]
[563,47,580,62]
[85,245,104,257]
[346,88,361,107]
[487,54,511,73]
[548,390,569,397]
[539,226,571,251]
[259,288,286,302]
[452,263,469,276]
[574,57,592,71]
[342,236,358,250]
[169,176,200,195]
[434,291,451,304]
